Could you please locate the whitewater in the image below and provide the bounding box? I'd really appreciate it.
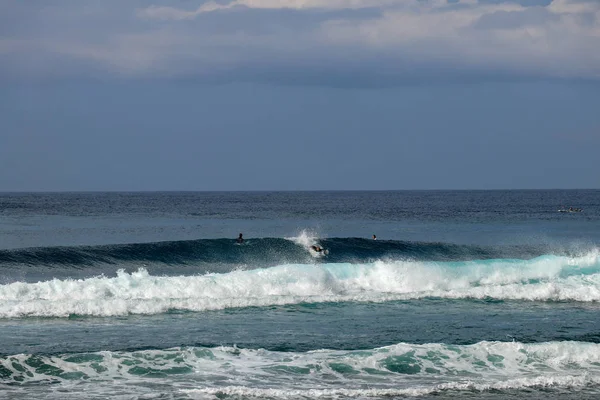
[1,251,600,318]
[3,341,600,397]
[1,190,600,399]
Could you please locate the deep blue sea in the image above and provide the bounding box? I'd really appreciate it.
[1,190,600,399]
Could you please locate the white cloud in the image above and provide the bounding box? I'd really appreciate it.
[135,0,491,20]
[137,2,225,20]
[319,0,600,78]
[137,0,414,20]
[2,0,599,82]
[548,0,599,13]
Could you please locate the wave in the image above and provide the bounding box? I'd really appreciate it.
[2,341,600,397]
[0,235,562,269]
[1,252,599,318]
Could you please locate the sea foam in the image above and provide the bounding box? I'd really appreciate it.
[3,341,600,394]
[0,252,599,318]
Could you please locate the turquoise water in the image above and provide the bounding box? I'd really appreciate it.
[0,190,599,399]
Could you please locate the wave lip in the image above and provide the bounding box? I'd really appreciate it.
[2,341,600,396]
[0,252,599,318]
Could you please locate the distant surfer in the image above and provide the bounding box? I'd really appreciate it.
[237,233,244,244]
[372,234,377,240]
[311,245,324,253]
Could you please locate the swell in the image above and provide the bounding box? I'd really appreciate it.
[0,237,556,268]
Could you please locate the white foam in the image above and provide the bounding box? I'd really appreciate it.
[180,341,600,398]
[1,252,599,318]
[4,341,600,395]
[184,374,600,399]
[286,229,325,257]
[287,229,320,248]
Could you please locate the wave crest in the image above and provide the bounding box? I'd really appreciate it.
[1,252,599,318]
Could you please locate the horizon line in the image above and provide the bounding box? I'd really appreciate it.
[0,188,598,194]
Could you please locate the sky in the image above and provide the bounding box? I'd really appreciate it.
[1,0,599,191]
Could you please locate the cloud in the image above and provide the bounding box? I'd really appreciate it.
[1,0,599,84]
[137,0,407,20]
[473,7,560,29]
[137,2,225,20]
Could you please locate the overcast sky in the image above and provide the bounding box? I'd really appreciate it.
[1,0,599,190]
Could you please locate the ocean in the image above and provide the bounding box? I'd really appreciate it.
[0,190,599,399]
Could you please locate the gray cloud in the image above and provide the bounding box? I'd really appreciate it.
[472,7,560,29]
[1,0,599,84]
[478,0,553,6]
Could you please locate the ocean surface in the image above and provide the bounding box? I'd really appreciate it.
[0,190,599,399]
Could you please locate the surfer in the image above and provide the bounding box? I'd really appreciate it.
[372,234,377,240]
[237,233,244,244]
[311,245,323,253]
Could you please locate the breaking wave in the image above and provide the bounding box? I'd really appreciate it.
[1,251,599,318]
[2,341,600,397]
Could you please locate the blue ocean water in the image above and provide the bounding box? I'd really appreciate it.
[0,190,599,399]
